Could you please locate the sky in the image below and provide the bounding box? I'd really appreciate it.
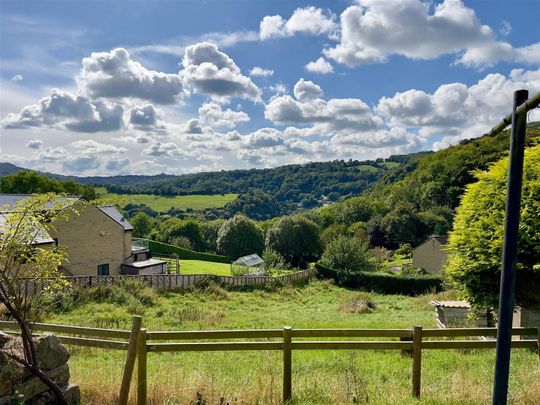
[1,0,540,176]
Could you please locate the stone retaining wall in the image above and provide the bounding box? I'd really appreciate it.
[0,333,80,404]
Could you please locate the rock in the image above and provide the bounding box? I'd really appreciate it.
[27,383,80,405]
[18,363,70,400]
[0,396,11,405]
[35,335,70,370]
[0,332,12,348]
[0,350,14,396]
[63,384,81,405]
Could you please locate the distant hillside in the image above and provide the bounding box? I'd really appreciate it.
[315,122,540,249]
[0,153,428,218]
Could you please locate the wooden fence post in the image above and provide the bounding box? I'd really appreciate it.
[283,326,292,404]
[412,325,423,399]
[119,315,143,405]
[137,328,148,405]
[537,327,540,367]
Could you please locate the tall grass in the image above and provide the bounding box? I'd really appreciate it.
[43,281,540,404]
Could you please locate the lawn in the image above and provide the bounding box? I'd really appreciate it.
[44,281,539,405]
[95,187,238,212]
[179,259,232,276]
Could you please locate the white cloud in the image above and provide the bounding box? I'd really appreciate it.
[130,30,259,57]
[38,146,68,161]
[249,66,274,77]
[293,78,323,101]
[376,67,540,146]
[305,57,334,74]
[141,141,188,158]
[183,118,204,134]
[1,89,124,132]
[11,75,23,82]
[266,79,383,135]
[25,139,42,149]
[181,42,261,102]
[78,48,184,104]
[323,0,540,68]
[70,139,127,155]
[198,102,249,129]
[244,127,284,149]
[259,7,337,40]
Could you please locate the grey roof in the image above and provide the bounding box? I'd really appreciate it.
[123,258,166,268]
[99,206,134,231]
[232,253,264,266]
[0,213,54,245]
[0,194,80,211]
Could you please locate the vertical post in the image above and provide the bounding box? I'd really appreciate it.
[119,315,143,405]
[283,326,292,404]
[412,325,423,399]
[493,89,529,405]
[137,328,148,405]
[537,327,540,367]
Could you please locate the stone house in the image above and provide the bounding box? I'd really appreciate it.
[0,194,166,276]
[412,235,448,274]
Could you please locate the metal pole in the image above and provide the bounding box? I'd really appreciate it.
[492,89,528,405]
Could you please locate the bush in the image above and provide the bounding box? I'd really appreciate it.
[216,214,264,259]
[320,236,377,279]
[265,215,322,267]
[148,239,232,263]
[445,144,540,308]
[43,278,158,313]
[316,263,443,295]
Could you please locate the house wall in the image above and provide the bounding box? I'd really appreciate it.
[412,239,447,274]
[49,201,131,276]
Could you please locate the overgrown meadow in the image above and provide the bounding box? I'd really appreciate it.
[42,280,539,405]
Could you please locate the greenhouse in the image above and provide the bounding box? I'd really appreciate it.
[231,253,265,276]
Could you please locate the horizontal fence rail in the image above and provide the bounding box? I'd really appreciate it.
[0,320,538,404]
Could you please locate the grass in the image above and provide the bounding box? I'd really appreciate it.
[43,281,540,404]
[179,259,232,276]
[95,187,238,212]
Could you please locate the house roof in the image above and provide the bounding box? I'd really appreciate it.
[232,253,264,266]
[0,194,80,211]
[99,206,134,231]
[414,235,449,251]
[429,300,470,308]
[0,213,55,245]
[123,258,166,268]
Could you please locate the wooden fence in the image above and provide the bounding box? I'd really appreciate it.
[20,268,316,295]
[0,318,538,404]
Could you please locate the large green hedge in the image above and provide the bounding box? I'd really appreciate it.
[315,264,443,295]
[148,240,232,263]
[445,144,540,308]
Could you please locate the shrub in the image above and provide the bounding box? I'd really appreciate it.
[320,236,377,280]
[339,293,377,314]
[316,263,443,295]
[217,214,264,259]
[266,215,322,267]
[445,144,540,308]
[148,239,232,263]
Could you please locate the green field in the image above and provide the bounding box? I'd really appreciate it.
[179,259,232,275]
[45,281,539,404]
[95,187,238,212]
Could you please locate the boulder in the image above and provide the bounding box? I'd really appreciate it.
[35,335,70,370]
[0,351,14,396]
[0,332,12,348]
[18,363,70,400]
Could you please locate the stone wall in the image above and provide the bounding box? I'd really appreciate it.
[0,333,80,404]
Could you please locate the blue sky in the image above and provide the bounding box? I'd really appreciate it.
[1,0,540,176]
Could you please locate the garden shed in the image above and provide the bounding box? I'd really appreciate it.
[231,253,265,275]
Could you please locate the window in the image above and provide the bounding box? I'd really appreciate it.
[97,263,109,276]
